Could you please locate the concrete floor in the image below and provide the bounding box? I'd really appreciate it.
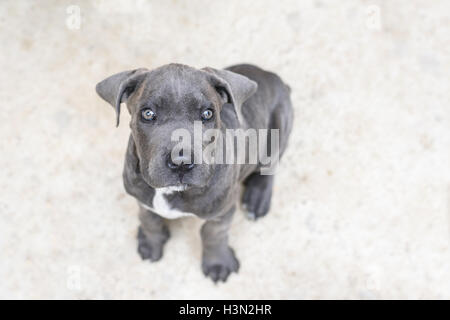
[0,0,449,299]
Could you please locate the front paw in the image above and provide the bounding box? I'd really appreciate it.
[202,246,240,283]
[137,226,169,262]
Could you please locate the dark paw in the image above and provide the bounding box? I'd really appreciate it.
[202,247,240,283]
[242,175,273,220]
[137,227,169,262]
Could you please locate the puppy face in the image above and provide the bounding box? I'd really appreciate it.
[95,63,258,190]
[128,65,222,189]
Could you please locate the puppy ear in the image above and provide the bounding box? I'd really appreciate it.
[202,67,257,124]
[95,68,148,126]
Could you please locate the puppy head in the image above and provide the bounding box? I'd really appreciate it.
[96,63,257,189]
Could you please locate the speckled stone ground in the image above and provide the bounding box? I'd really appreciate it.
[0,0,449,299]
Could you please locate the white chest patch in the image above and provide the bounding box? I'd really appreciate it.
[139,186,195,220]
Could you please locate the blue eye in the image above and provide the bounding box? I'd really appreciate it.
[201,109,214,121]
[141,108,156,121]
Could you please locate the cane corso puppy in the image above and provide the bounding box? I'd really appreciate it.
[96,63,293,282]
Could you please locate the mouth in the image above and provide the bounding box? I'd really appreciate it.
[162,183,190,192]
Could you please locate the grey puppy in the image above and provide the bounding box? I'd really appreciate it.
[96,63,293,282]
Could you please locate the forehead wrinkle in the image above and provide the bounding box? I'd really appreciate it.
[158,68,189,104]
[170,68,182,100]
[142,66,213,112]
[167,76,205,107]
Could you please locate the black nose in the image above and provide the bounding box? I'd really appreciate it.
[167,154,195,171]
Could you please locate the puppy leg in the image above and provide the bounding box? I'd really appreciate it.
[137,204,170,262]
[242,173,274,220]
[201,208,239,283]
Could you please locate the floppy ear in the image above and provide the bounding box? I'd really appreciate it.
[202,67,257,124]
[95,68,148,126]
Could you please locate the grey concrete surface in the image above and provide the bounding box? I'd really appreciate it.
[0,0,449,299]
